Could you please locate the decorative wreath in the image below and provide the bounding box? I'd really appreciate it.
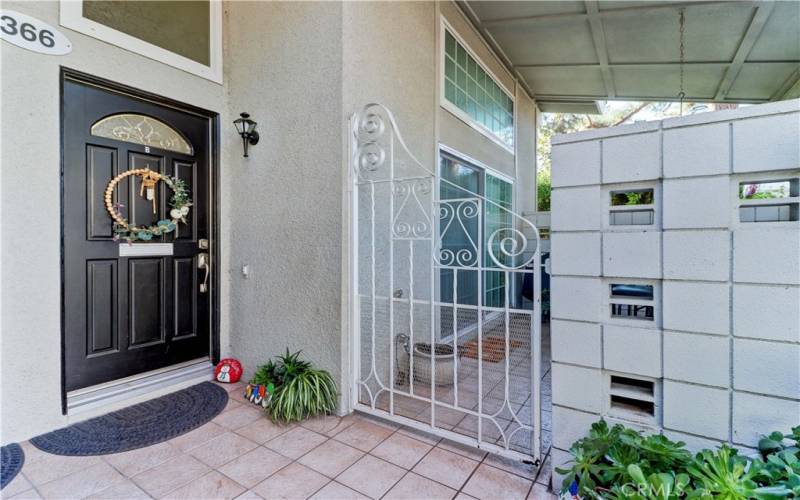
[104,168,192,242]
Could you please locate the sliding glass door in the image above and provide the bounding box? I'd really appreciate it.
[484,174,513,307]
[439,155,481,306]
[438,151,513,312]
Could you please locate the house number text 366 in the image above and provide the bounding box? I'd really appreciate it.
[1,10,72,55]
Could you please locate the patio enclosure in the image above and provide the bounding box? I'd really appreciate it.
[350,104,543,462]
[548,99,800,489]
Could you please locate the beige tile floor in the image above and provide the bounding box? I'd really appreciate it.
[3,382,556,500]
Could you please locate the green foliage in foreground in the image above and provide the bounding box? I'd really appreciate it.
[557,420,800,499]
[251,349,338,423]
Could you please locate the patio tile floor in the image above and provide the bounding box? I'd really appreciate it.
[5,382,555,500]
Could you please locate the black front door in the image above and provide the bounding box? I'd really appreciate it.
[63,76,214,392]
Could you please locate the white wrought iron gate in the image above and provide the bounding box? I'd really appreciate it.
[349,104,542,463]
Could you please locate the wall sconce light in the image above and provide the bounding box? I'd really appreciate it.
[233,112,259,158]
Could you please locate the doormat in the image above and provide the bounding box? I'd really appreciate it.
[1,443,24,490]
[30,382,228,456]
[463,336,523,363]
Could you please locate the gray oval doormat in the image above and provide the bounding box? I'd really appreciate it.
[30,382,228,456]
[1,443,24,489]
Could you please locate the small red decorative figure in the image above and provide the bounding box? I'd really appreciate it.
[215,358,243,383]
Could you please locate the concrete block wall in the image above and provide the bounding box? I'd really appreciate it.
[548,100,800,491]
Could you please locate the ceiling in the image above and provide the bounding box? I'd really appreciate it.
[459,1,800,113]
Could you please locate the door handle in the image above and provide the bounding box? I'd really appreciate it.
[198,253,210,293]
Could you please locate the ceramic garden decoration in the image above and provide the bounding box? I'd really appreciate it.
[215,358,243,383]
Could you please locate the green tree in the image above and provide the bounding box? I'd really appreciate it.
[535,101,704,211]
[536,112,587,211]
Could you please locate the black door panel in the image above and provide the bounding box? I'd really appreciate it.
[63,79,211,391]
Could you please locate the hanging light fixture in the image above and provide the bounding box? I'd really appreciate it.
[233,112,259,158]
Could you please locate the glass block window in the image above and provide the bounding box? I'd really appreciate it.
[444,29,514,149]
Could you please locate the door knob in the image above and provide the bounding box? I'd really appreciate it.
[198,253,210,293]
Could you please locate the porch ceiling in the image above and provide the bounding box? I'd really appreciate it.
[459,1,800,112]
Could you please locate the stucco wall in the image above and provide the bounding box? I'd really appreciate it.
[548,100,800,491]
[224,1,345,398]
[343,2,436,167]
[0,0,537,443]
[0,0,228,443]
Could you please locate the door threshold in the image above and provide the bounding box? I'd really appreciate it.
[67,358,214,414]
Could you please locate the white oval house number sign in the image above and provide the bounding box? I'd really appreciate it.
[1,10,71,55]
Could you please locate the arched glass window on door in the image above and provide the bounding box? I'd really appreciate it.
[90,114,193,155]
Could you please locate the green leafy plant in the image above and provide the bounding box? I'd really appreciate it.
[739,182,789,200]
[269,366,337,423]
[557,420,632,493]
[168,177,191,207]
[537,167,551,211]
[558,420,798,499]
[251,350,338,423]
[686,446,787,499]
[611,190,655,206]
[633,434,693,472]
[759,428,800,458]
[251,359,278,386]
[602,465,690,500]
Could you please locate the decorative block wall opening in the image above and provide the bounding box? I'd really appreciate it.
[610,395,655,415]
[550,102,800,489]
[610,304,654,320]
[606,374,659,425]
[738,178,799,223]
[609,188,655,226]
[609,283,655,321]
[610,284,654,299]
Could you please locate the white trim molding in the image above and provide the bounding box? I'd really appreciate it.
[59,0,223,84]
[67,358,213,414]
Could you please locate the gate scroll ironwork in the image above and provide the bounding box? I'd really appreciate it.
[350,103,542,462]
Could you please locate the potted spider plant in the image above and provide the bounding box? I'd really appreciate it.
[249,349,338,423]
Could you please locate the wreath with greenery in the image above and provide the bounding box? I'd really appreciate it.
[104,168,192,242]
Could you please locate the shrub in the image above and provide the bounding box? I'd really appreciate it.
[556,420,799,499]
[251,350,338,423]
[537,167,551,212]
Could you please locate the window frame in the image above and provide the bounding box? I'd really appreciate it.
[59,1,223,83]
[436,144,515,341]
[439,17,515,154]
